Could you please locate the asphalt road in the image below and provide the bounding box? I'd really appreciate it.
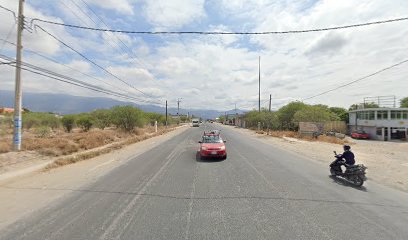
[1,123,408,240]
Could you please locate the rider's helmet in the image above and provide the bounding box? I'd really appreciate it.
[343,145,351,151]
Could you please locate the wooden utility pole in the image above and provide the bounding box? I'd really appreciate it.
[13,0,24,151]
[269,94,271,112]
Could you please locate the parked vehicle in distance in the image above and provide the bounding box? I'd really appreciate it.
[192,118,200,127]
[198,134,227,160]
[351,130,370,139]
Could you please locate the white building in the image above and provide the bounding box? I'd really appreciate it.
[348,108,408,141]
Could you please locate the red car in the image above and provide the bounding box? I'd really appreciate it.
[198,134,227,159]
[351,130,370,139]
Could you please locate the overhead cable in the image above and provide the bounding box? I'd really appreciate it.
[34,25,157,99]
[29,16,408,35]
[303,58,408,101]
[0,54,163,105]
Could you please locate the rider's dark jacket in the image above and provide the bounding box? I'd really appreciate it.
[341,150,355,165]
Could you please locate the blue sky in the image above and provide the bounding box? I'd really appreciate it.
[1,0,408,110]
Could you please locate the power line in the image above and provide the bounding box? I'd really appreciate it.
[29,16,408,35]
[0,37,154,100]
[303,58,408,101]
[75,0,174,97]
[0,54,163,105]
[76,0,147,69]
[0,22,16,51]
[34,25,157,99]
[0,5,16,19]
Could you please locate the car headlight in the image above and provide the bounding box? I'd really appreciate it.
[201,146,208,150]
[219,146,225,150]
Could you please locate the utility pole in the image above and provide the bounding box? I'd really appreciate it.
[13,0,25,151]
[177,98,182,115]
[235,103,237,114]
[269,94,271,112]
[165,100,168,127]
[258,56,261,112]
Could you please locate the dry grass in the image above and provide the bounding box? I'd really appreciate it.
[315,135,351,145]
[1,125,178,164]
[44,126,177,170]
[0,141,11,153]
[74,130,117,150]
[23,138,79,156]
[267,131,299,138]
[260,130,350,145]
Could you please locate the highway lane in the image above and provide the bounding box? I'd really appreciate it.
[1,123,408,239]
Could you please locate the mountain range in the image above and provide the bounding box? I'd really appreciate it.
[0,90,245,119]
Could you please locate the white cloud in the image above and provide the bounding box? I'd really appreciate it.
[86,0,134,15]
[2,0,408,111]
[142,0,206,29]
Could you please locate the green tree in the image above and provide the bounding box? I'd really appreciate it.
[218,115,225,123]
[349,102,379,111]
[329,107,348,122]
[401,97,408,108]
[111,105,145,131]
[61,115,76,133]
[91,109,112,130]
[145,112,166,126]
[76,115,93,132]
[293,105,337,123]
[277,101,307,130]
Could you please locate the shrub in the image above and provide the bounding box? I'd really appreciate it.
[76,115,93,132]
[61,115,76,132]
[92,109,112,130]
[111,105,146,131]
[23,112,60,129]
[35,126,51,138]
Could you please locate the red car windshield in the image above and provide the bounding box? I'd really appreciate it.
[202,135,223,143]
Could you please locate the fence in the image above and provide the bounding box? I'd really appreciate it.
[299,121,347,137]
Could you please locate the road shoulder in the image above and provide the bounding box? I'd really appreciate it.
[0,125,189,230]
[221,124,408,193]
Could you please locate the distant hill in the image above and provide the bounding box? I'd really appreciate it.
[0,90,246,119]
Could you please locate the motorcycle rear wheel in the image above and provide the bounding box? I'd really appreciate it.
[352,176,364,187]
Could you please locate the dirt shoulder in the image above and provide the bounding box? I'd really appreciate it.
[0,125,189,230]
[225,125,408,193]
[0,125,183,180]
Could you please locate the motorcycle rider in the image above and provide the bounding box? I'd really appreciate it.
[340,145,355,166]
[331,145,355,174]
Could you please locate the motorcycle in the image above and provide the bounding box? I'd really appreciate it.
[330,151,367,187]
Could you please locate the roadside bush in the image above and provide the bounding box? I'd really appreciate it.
[35,126,52,138]
[0,115,13,136]
[76,115,93,132]
[23,112,60,130]
[0,141,11,153]
[91,109,112,130]
[111,105,146,131]
[144,112,166,126]
[61,115,76,133]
